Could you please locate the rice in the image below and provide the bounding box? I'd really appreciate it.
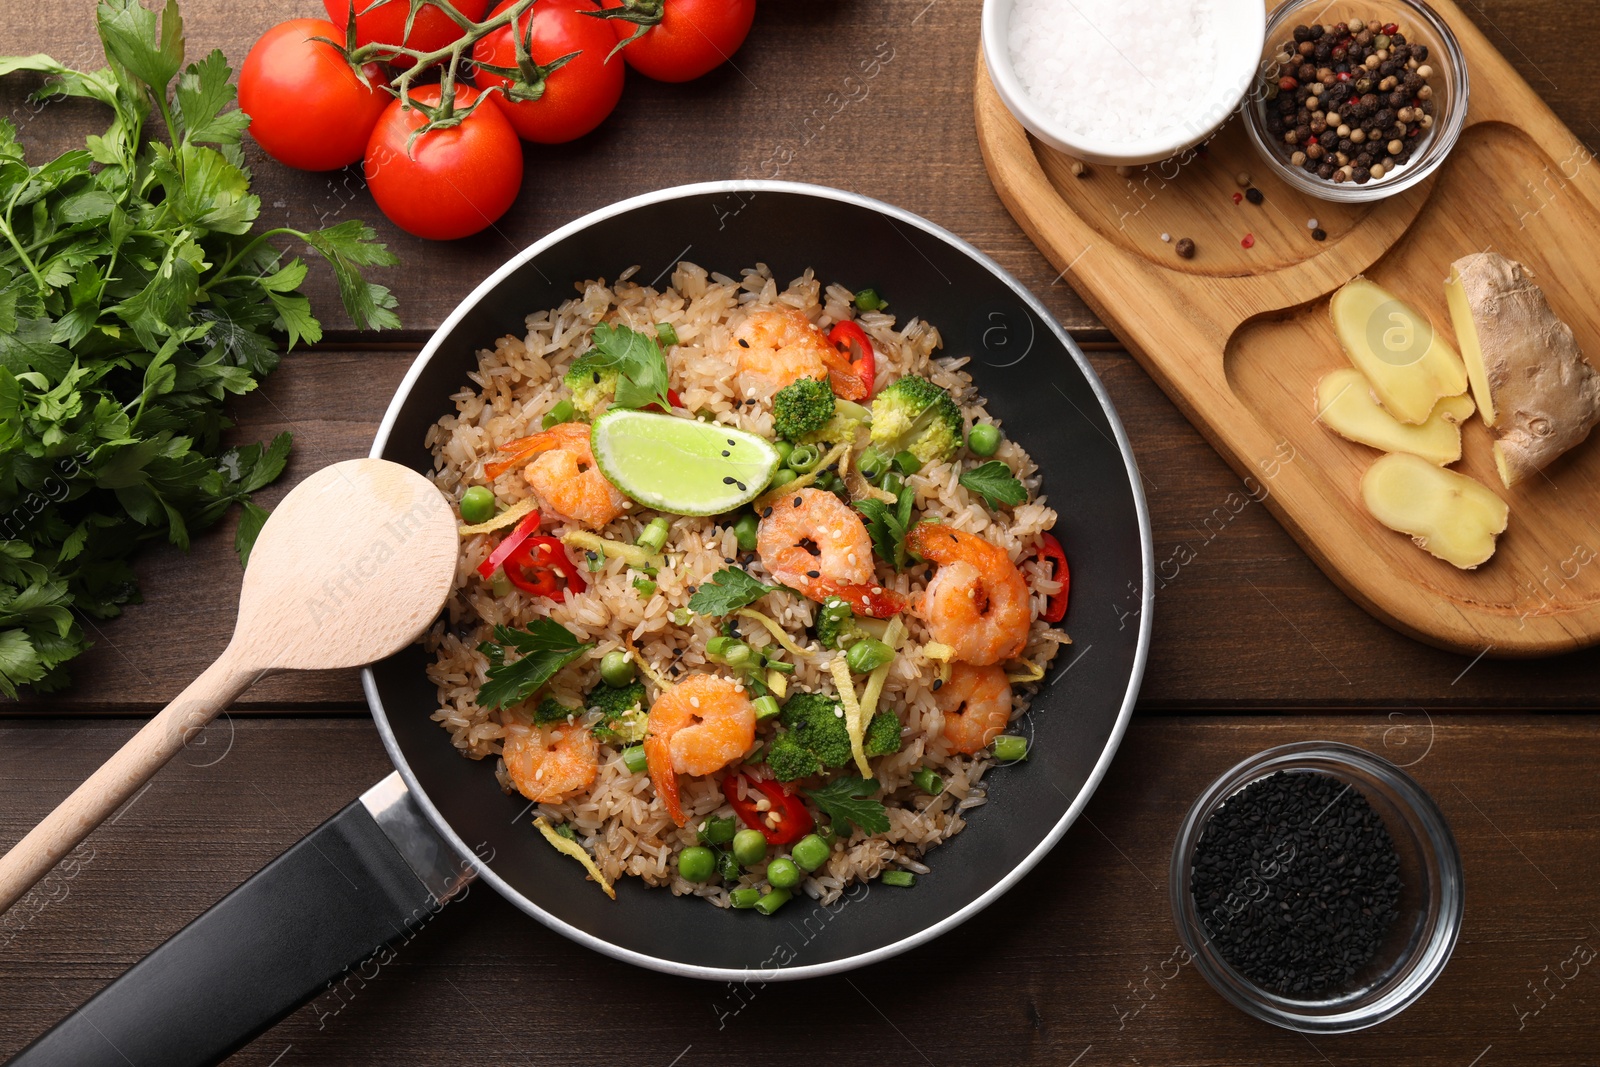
[423,262,1064,906]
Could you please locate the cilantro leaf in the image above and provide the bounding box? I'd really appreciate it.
[959,460,1028,509]
[303,220,401,331]
[175,49,249,146]
[803,776,890,836]
[583,323,672,412]
[687,567,776,616]
[853,485,916,570]
[98,0,186,96]
[477,619,595,711]
[234,499,269,569]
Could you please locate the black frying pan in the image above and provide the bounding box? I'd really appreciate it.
[10,182,1153,1066]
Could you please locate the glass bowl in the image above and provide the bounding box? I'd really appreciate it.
[1169,741,1463,1033]
[981,0,1265,167]
[1243,0,1469,201]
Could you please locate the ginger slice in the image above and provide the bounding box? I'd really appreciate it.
[1317,368,1473,465]
[1444,252,1600,487]
[1361,452,1509,570]
[1331,276,1468,424]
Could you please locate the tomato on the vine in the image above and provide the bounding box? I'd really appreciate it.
[596,0,757,83]
[471,0,625,144]
[324,0,491,65]
[239,19,391,172]
[363,84,524,241]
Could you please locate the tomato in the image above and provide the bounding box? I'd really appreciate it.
[363,83,524,241]
[238,19,391,172]
[471,0,625,144]
[597,0,757,83]
[324,0,491,66]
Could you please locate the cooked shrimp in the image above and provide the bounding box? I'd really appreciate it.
[907,523,1031,666]
[732,307,833,395]
[516,422,630,528]
[936,662,1013,755]
[646,675,757,826]
[757,487,874,602]
[502,719,599,804]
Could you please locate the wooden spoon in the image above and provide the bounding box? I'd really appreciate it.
[0,458,459,914]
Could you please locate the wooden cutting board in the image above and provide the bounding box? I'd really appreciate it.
[975,0,1600,657]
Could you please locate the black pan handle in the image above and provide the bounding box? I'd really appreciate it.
[8,773,471,1067]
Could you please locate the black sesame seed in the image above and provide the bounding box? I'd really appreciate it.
[721,450,731,457]
[762,507,773,518]
[793,497,802,508]
[1313,228,1328,241]
[1246,187,1265,204]
[806,570,820,579]
[592,372,601,384]
[737,338,750,348]
[727,439,737,446]
[722,476,736,485]
[932,678,943,691]
[734,480,746,492]
[668,664,682,676]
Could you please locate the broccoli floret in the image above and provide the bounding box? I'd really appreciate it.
[772,375,836,440]
[563,352,619,417]
[863,710,903,757]
[592,710,647,745]
[779,691,853,769]
[815,596,863,651]
[533,696,578,724]
[766,731,823,781]
[586,681,645,720]
[799,397,871,450]
[869,374,962,465]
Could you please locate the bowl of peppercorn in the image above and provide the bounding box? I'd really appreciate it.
[1169,741,1464,1033]
[1244,0,1469,200]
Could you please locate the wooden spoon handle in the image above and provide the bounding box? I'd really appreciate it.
[0,650,258,914]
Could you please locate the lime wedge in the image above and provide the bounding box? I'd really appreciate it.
[590,409,781,516]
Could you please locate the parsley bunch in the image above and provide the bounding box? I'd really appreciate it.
[0,0,398,696]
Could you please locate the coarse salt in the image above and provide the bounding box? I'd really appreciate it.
[1008,0,1224,144]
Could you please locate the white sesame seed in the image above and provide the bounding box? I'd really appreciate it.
[1160,232,1171,242]
[871,587,882,595]
[834,707,844,718]
[1306,217,1319,230]
[690,696,700,709]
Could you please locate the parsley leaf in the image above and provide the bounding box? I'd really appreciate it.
[804,776,890,836]
[477,619,594,711]
[687,567,776,616]
[853,485,917,570]
[583,323,672,411]
[959,461,1028,509]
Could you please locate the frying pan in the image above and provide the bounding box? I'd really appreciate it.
[9,182,1153,1066]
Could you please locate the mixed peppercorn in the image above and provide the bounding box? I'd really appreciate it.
[1265,19,1437,185]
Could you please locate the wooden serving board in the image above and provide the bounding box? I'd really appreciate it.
[975,0,1600,657]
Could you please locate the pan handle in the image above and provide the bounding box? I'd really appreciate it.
[7,773,473,1067]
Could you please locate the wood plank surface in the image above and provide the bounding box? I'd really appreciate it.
[1,714,1595,1065]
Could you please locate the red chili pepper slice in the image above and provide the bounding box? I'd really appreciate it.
[722,773,814,846]
[827,582,908,620]
[504,536,586,602]
[476,509,543,579]
[644,388,684,414]
[824,320,875,400]
[1036,532,1070,623]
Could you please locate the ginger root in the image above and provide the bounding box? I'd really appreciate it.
[1317,368,1474,465]
[1444,252,1600,487]
[1331,276,1468,424]
[1361,452,1509,569]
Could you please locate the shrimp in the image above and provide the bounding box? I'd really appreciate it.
[935,662,1013,755]
[732,307,833,395]
[514,422,630,528]
[907,523,1031,666]
[645,675,757,826]
[502,719,599,804]
[757,487,874,602]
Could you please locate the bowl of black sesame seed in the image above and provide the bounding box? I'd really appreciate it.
[1169,741,1463,1032]
[1243,0,1469,201]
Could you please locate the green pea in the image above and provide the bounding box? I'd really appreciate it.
[912,767,944,796]
[459,486,496,525]
[846,637,895,674]
[786,444,821,474]
[732,828,768,866]
[992,735,1029,762]
[541,399,576,430]
[854,288,885,312]
[770,468,798,489]
[754,887,792,915]
[733,513,760,553]
[857,445,890,480]
[773,440,794,465]
[677,846,716,883]
[878,471,906,497]
[636,517,670,552]
[752,695,781,721]
[622,745,648,774]
[730,886,762,909]
[766,857,801,889]
[880,870,916,887]
[599,650,635,688]
[791,834,830,872]
[656,322,680,347]
[967,423,1001,457]
[893,450,922,477]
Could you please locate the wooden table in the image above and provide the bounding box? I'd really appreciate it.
[2,2,1596,1063]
